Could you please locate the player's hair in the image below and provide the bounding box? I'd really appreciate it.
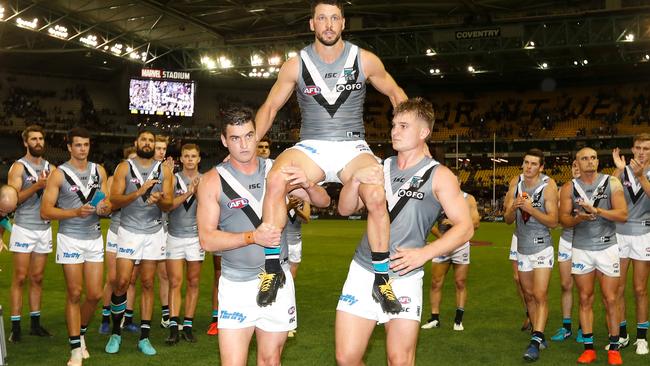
[123,146,136,159]
[222,107,254,136]
[311,0,344,17]
[181,143,200,154]
[155,135,169,144]
[21,125,44,142]
[633,132,650,144]
[136,129,155,140]
[393,97,436,134]
[524,148,545,166]
[258,136,271,145]
[66,127,91,144]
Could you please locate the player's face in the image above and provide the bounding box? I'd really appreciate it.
[257,141,271,159]
[24,131,45,157]
[391,111,428,152]
[521,155,543,179]
[221,122,256,164]
[632,140,650,165]
[154,142,167,161]
[135,133,155,159]
[180,148,200,170]
[571,160,580,179]
[310,4,344,47]
[67,136,90,161]
[576,149,598,174]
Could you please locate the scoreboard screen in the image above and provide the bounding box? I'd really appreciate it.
[129,78,195,117]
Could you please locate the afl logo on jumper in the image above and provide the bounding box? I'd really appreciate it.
[228,198,249,209]
[70,185,80,192]
[303,85,321,96]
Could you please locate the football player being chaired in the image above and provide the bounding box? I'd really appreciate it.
[254,0,407,312]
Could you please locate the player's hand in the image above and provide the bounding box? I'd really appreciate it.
[188,176,201,195]
[575,211,597,222]
[630,158,646,178]
[254,223,282,247]
[287,195,302,210]
[281,165,312,190]
[612,148,626,170]
[77,204,96,218]
[390,247,428,276]
[514,196,534,213]
[147,191,162,205]
[577,200,598,215]
[138,179,159,196]
[95,200,111,216]
[352,165,384,186]
[35,170,50,189]
[163,156,175,171]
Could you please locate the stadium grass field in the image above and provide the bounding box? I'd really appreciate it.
[0,220,647,365]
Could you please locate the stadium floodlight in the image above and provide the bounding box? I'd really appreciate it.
[47,24,68,39]
[582,59,588,65]
[287,50,298,59]
[110,43,123,55]
[16,17,38,29]
[425,48,436,56]
[645,54,650,61]
[250,54,264,67]
[573,60,578,66]
[0,6,5,20]
[218,56,233,69]
[268,55,281,66]
[524,41,535,49]
[201,56,216,69]
[140,52,147,62]
[540,62,548,69]
[126,46,133,53]
[625,33,635,42]
[80,34,98,47]
[262,71,270,77]
[467,65,475,73]
[129,51,140,60]
[429,68,441,75]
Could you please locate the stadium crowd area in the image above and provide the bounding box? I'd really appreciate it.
[0,72,647,219]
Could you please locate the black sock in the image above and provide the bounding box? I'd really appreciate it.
[562,318,572,332]
[609,335,620,351]
[30,311,41,329]
[80,324,87,337]
[162,305,170,322]
[638,321,649,340]
[454,308,464,324]
[140,320,151,340]
[11,317,20,332]
[69,335,81,351]
[531,331,545,349]
[123,309,134,326]
[183,317,193,333]
[371,251,390,286]
[110,293,127,336]
[264,247,282,273]
[430,313,440,322]
[619,321,628,339]
[583,333,594,350]
[169,317,179,337]
[101,305,111,324]
[211,309,219,323]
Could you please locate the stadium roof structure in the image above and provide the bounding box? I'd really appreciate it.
[1,0,650,82]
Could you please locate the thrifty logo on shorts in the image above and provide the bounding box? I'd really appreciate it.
[13,242,29,248]
[63,252,81,259]
[572,262,585,271]
[220,310,247,323]
[339,294,358,306]
[118,247,136,256]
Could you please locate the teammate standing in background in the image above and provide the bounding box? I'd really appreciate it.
[7,125,55,342]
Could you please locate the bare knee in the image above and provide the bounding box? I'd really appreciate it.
[533,291,547,305]
[335,348,362,366]
[560,278,573,293]
[187,275,200,290]
[67,286,83,304]
[634,283,648,299]
[168,275,183,290]
[387,350,414,366]
[12,270,28,287]
[579,292,594,307]
[30,272,44,287]
[361,185,386,213]
[141,277,154,292]
[257,354,281,366]
[266,170,289,195]
[455,278,466,292]
[430,277,444,291]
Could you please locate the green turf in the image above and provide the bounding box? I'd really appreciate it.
[0,221,647,365]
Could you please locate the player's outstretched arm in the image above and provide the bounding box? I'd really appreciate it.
[197,169,281,252]
[254,57,299,140]
[361,49,407,108]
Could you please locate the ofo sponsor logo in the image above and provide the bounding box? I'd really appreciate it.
[289,316,296,323]
[220,310,247,323]
[303,85,321,96]
[228,198,249,209]
[288,306,296,315]
[339,294,358,306]
[335,82,362,92]
[397,189,424,200]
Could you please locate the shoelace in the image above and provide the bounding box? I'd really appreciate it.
[378,279,397,301]
[258,272,276,292]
